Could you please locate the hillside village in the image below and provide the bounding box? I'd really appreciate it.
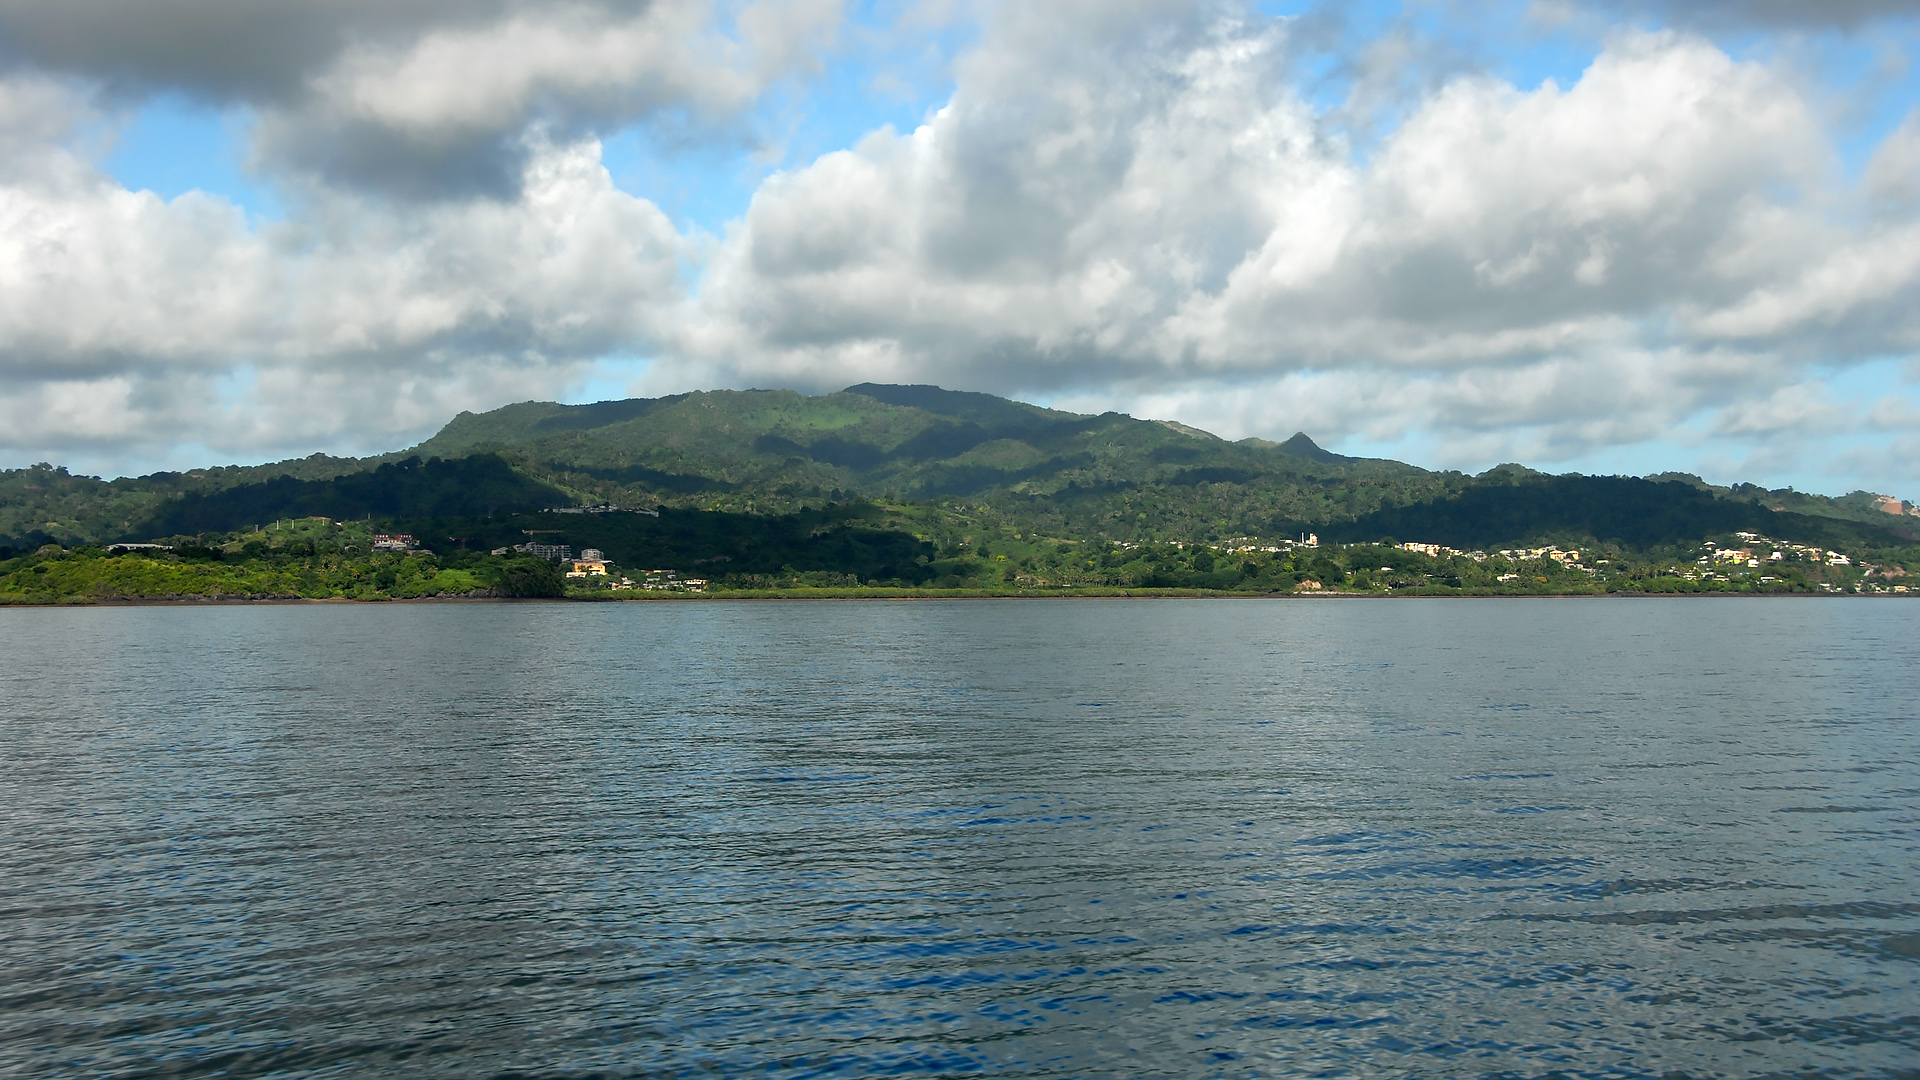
[3,386,1917,601]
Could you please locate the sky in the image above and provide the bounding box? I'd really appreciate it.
[2,1,1918,497]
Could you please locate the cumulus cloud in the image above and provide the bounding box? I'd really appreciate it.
[0,77,683,463]
[1563,0,1920,30]
[677,1,1325,387]
[0,0,843,198]
[1,0,1917,494]
[665,4,1917,473]
[1867,110,1920,211]
[0,0,503,100]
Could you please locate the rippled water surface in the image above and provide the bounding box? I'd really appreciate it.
[2,598,1917,1078]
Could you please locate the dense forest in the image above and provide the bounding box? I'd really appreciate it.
[4,384,1918,602]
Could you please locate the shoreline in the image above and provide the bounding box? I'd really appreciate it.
[1,589,1911,608]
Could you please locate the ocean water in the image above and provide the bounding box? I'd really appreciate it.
[1,598,1916,1079]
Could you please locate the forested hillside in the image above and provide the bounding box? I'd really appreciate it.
[1313,472,1915,553]
[3,385,1916,565]
[409,383,1448,527]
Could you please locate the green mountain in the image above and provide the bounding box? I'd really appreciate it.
[1316,473,1897,553]
[406,383,1450,535]
[3,384,1917,566]
[136,455,571,538]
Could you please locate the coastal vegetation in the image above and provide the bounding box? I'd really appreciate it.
[0,518,564,605]
[3,384,1916,603]
[3,512,1911,604]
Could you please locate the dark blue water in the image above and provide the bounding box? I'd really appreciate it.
[2,599,1916,1078]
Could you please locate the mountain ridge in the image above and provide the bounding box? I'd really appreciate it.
[3,384,1916,557]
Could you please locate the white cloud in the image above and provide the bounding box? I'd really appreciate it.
[1709,383,1854,436]
[0,78,684,464]
[269,0,844,195]
[1866,109,1920,210]
[0,0,845,198]
[1686,221,1920,345]
[665,9,1918,484]
[2,0,1918,497]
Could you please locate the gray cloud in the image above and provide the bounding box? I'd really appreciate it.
[659,4,1920,480]
[1567,0,1920,29]
[1867,111,1920,211]
[3,0,1918,495]
[0,81,685,465]
[0,0,841,199]
[0,0,522,100]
